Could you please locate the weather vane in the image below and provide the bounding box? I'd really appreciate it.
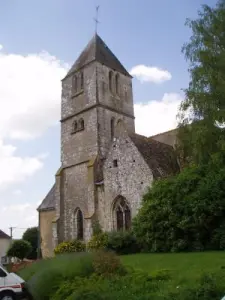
[94,5,100,33]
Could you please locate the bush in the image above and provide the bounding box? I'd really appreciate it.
[133,162,225,252]
[92,250,127,277]
[54,240,85,255]
[87,233,108,251]
[23,253,94,300]
[7,240,32,260]
[106,231,140,255]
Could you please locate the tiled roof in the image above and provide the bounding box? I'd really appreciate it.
[65,34,131,78]
[37,184,56,212]
[130,133,180,179]
[0,229,11,239]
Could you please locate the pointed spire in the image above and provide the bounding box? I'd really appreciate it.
[64,34,131,79]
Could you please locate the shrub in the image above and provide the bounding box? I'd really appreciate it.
[54,240,85,255]
[106,231,140,255]
[23,253,94,300]
[87,233,108,251]
[7,240,32,260]
[133,162,225,252]
[92,250,127,277]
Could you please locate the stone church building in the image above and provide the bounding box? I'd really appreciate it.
[37,34,179,258]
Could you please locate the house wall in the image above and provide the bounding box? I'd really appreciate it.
[39,210,56,258]
[0,239,11,262]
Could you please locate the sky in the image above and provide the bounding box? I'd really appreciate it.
[0,0,217,238]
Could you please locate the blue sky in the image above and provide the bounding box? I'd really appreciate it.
[0,0,217,237]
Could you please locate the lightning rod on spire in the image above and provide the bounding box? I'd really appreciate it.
[94,5,100,34]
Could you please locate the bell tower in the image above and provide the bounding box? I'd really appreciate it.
[61,34,135,167]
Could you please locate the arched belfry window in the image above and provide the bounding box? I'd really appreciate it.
[72,75,77,93]
[80,71,84,90]
[109,71,113,92]
[79,118,84,130]
[111,117,115,140]
[72,120,78,133]
[115,73,119,95]
[73,208,84,240]
[113,197,131,231]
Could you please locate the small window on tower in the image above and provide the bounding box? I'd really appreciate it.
[111,117,115,140]
[109,71,113,92]
[113,159,118,167]
[79,118,84,130]
[80,71,84,90]
[115,73,119,95]
[72,75,77,93]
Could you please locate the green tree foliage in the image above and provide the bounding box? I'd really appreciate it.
[22,227,38,259]
[177,0,225,165]
[7,240,32,260]
[133,160,225,252]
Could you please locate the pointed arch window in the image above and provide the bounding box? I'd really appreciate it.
[73,208,84,240]
[113,197,131,231]
[115,73,119,95]
[109,71,113,92]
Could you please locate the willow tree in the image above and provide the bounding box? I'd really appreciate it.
[178,0,225,166]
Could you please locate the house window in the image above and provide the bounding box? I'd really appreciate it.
[115,73,119,95]
[80,71,84,90]
[109,71,113,92]
[73,208,84,240]
[113,159,118,167]
[111,117,115,140]
[113,197,131,231]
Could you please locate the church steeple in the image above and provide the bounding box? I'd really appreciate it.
[64,34,131,79]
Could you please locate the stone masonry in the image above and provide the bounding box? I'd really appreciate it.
[37,34,180,257]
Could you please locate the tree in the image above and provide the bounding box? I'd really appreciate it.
[177,0,225,165]
[7,240,32,260]
[22,227,38,259]
[133,160,225,252]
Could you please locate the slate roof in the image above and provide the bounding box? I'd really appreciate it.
[65,34,131,79]
[37,184,56,212]
[130,133,180,179]
[0,229,11,239]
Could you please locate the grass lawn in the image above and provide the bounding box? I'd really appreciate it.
[121,251,225,290]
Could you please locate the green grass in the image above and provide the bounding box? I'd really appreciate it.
[121,251,225,289]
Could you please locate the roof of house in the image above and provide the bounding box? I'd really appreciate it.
[65,33,131,79]
[0,229,11,239]
[130,133,180,179]
[37,184,56,212]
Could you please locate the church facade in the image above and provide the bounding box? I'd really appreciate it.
[38,34,179,258]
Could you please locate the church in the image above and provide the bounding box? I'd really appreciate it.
[37,34,179,258]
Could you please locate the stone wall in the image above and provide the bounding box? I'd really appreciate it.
[39,210,56,258]
[102,133,154,231]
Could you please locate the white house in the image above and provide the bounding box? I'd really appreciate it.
[0,230,11,264]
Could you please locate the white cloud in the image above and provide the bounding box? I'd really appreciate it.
[0,50,68,140]
[0,45,3,51]
[0,47,68,190]
[0,202,40,239]
[134,93,183,137]
[130,64,172,84]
